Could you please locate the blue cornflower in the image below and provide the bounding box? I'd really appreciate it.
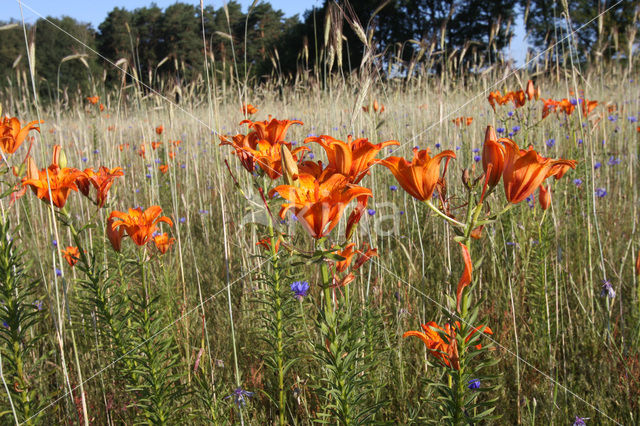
[155,158,161,164]
[199,209,209,214]
[145,174,152,179]
[607,115,618,122]
[507,111,514,117]
[526,194,534,208]
[290,281,310,299]
[179,217,186,223]
[628,116,638,123]
[390,185,398,191]
[595,188,607,198]
[367,209,376,216]
[473,155,481,162]
[546,138,555,148]
[414,145,420,150]
[34,300,43,311]
[570,98,578,106]
[2,322,8,329]
[435,143,441,149]
[308,153,315,159]
[573,416,589,426]
[600,281,615,299]
[399,211,404,215]
[594,162,601,170]
[93,149,99,154]
[81,157,88,162]
[607,156,620,166]
[573,178,582,186]
[577,139,583,145]
[512,125,521,132]
[467,379,481,390]
[472,148,480,153]
[225,387,254,408]
[52,239,58,248]
[496,127,505,133]
[55,268,62,277]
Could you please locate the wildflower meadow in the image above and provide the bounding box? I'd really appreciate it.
[1,0,640,424]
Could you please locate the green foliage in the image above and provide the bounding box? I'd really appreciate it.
[0,218,44,425]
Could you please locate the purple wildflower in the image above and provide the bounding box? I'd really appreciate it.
[290,281,310,299]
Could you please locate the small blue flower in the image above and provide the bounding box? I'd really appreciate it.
[308,153,315,159]
[473,155,481,162]
[512,125,521,132]
[290,281,310,299]
[573,416,589,426]
[508,132,514,137]
[595,188,607,198]
[594,162,601,170]
[600,281,615,299]
[81,157,88,162]
[546,138,555,148]
[577,139,583,145]
[179,217,186,223]
[467,379,481,390]
[199,209,209,214]
[225,387,254,408]
[414,145,420,150]
[399,211,404,215]
[52,239,58,248]
[496,127,505,133]
[2,322,8,329]
[627,116,637,123]
[93,149,99,154]
[507,111,514,117]
[435,143,441,149]
[607,115,618,122]
[472,148,480,153]
[570,98,578,106]
[389,185,398,191]
[145,174,152,179]
[55,268,62,277]
[607,156,620,166]
[34,300,43,311]
[573,178,582,186]
[367,209,376,216]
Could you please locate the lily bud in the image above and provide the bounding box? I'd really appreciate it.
[26,156,39,180]
[636,250,640,277]
[106,217,125,252]
[539,184,551,210]
[280,144,298,186]
[526,80,536,100]
[373,99,379,113]
[482,126,505,188]
[461,168,470,187]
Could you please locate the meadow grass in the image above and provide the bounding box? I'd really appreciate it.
[0,45,639,425]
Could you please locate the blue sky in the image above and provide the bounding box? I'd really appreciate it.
[7,0,527,65]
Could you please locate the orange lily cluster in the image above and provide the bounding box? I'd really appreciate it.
[21,145,124,209]
[488,80,539,110]
[403,321,493,370]
[242,103,258,115]
[108,206,174,253]
[362,99,384,113]
[220,116,306,179]
[452,117,473,127]
[541,97,598,119]
[482,125,576,207]
[0,116,42,155]
[62,246,81,267]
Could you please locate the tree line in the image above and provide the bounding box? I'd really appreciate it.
[0,0,637,100]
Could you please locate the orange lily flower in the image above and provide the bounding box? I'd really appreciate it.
[335,243,357,273]
[159,164,169,174]
[106,217,125,252]
[269,173,372,239]
[242,103,258,115]
[86,96,99,105]
[501,139,576,204]
[153,233,175,254]
[62,246,80,267]
[0,117,43,154]
[332,243,377,287]
[636,250,640,277]
[242,116,302,146]
[151,141,162,150]
[118,143,129,151]
[541,98,559,119]
[22,146,83,208]
[256,237,282,253]
[581,99,598,116]
[109,206,173,246]
[155,125,164,135]
[304,134,399,184]
[99,104,105,112]
[378,148,456,201]
[482,125,504,188]
[403,321,493,370]
[89,166,124,207]
[511,90,526,108]
[138,145,146,158]
[558,99,575,115]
